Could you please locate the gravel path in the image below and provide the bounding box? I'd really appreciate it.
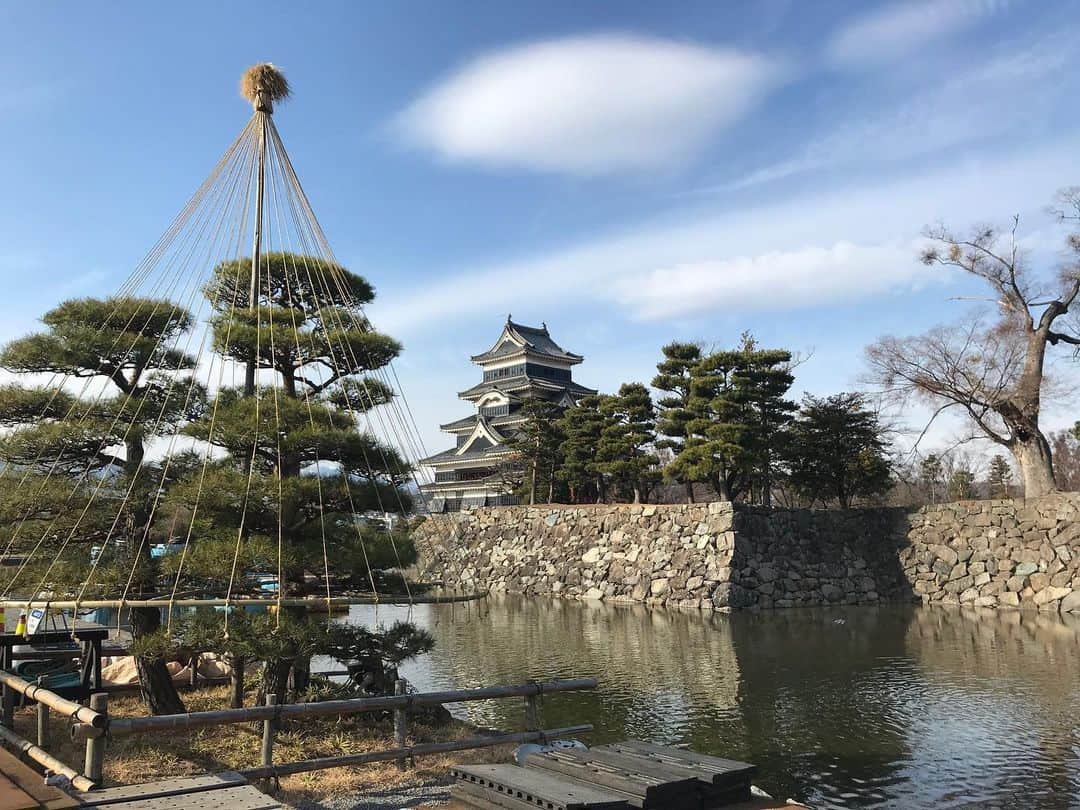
[294,779,454,810]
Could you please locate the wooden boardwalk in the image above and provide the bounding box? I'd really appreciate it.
[0,749,79,810]
[451,740,800,810]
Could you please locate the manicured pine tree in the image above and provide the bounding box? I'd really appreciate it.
[170,252,414,703]
[596,383,659,504]
[556,395,608,503]
[0,296,200,714]
[785,392,892,508]
[652,342,703,503]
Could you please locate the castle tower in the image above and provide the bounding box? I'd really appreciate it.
[420,318,596,511]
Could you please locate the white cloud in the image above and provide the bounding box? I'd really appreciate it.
[371,137,1078,332]
[393,34,781,175]
[611,242,930,320]
[826,0,1009,68]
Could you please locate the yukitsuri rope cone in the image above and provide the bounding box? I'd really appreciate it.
[0,64,475,627]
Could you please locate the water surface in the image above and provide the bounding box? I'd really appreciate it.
[340,597,1080,809]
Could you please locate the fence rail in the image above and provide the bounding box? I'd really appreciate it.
[0,672,597,790]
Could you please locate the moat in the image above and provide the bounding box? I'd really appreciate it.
[337,596,1080,809]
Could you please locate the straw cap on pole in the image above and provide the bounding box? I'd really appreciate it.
[241,63,290,114]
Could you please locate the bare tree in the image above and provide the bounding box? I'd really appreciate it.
[866,190,1080,497]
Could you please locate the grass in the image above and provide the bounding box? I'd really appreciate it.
[12,685,512,807]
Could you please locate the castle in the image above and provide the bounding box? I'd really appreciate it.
[420,318,595,511]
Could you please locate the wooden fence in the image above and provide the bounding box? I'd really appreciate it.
[0,673,597,790]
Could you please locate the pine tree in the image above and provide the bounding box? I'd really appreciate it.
[503,395,564,504]
[785,393,892,508]
[595,384,659,503]
[170,252,413,703]
[652,342,702,503]
[947,468,976,501]
[0,296,200,714]
[665,335,795,503]
[987,454,1013,498]
[556,395,607,503]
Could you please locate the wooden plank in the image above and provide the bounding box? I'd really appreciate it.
[78,773,248,806]
[598,741,757,787]
[85,785,279,810]
[0,772,39,810]
[0,748,80,810]
[453,765,628,810]
[525,752,697,809]
[453,780,559,810]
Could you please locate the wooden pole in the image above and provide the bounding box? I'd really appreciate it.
[524,693,539,732]
[239,724,593,781]
[0,592,486,611]
[245,112,267,397]
[0,671,107,728]
[260,693,276,789]
[2,676,14,729]
[393,679,407,771]
[91,678,597,739]
[35,676,49,750]
[83,692,107,786]
[0,721,95,792]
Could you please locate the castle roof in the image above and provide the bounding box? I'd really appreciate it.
[457,376,596,403]
[471,318,583,365]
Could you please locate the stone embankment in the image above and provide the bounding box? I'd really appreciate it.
[415,494,1080,613]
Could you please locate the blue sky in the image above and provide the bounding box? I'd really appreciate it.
[2,1,1079,462]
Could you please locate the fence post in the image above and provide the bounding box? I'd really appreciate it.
[524,693,539,733]
[83,692,107,786]
[393,679,408,771]
[260,693,276,787]
[35,676,49,749]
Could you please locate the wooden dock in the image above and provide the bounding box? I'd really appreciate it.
[0,748,79,810]
[451,740,798,810]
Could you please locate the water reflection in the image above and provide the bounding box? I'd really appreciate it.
[338,598,1080,809]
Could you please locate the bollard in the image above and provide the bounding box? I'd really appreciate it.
[83,692,107,786]
[36,676,49,750]
[393,679,408,770]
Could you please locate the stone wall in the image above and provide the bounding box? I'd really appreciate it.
[415,494,1080,613]
[902,495,1080,612]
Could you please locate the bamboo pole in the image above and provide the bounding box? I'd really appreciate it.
[35,676,49,749]
[0,671,107,728]
[76,678,597,740]
[260,694,276,778]
[0,722,95,792]
[393,679,407,771]
[239,724,593,781]
[0,592,486,611]
[83,693,107,786]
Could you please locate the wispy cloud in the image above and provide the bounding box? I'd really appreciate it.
[393,34,782,175]
[825,0,1010,68]
[373,138,1075,332]
[722,33,1074,191]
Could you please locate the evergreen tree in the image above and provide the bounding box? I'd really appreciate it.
[596,383,659,503]
[556,395,608,503]
[0,296,201,714]
[652,342,702,503]
[665,335,795,503]
[987,454,1013,498]
[171,252,413,703]
[920,454,944,503]
[785,392,892,508]
[947,468,976,501]
[503,395,564,504]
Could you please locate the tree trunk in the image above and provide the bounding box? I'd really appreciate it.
[228,655,245,708]
[130,607,186,715]
[1014,434,1056,497]
[258,657,293,725]
[685,481,694,504]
